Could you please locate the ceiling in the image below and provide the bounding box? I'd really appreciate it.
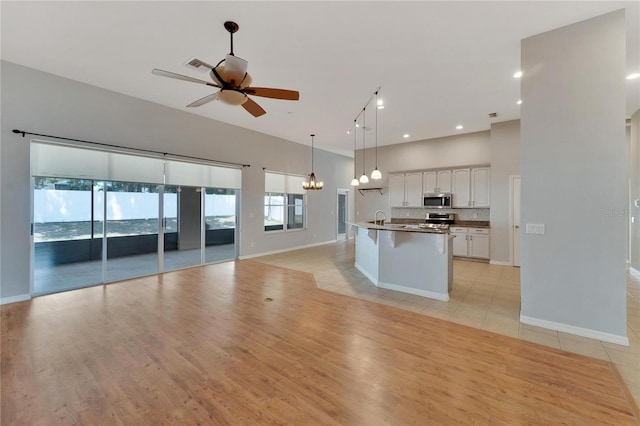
[2,1,639,157]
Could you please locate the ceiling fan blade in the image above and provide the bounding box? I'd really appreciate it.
[224,54,248,86]
[152,69,220,87]
[191,58,215,70]
[244,87,300,101]
[242,97,266,117]
[186,93,219,107]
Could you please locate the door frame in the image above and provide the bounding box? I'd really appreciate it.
[509,175,521,267]
[336,189,349,241]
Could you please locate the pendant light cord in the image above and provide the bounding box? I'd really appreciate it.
[375,91,379,169]
[311,134,315,173]
[353,120,358,178]
[362,107,366,174]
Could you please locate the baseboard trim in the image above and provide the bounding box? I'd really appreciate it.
[239,240,337,260]
[520,314,629,346]
[354,263,378,285]
[1,293,31,305]
[489,260,512,266]
[378,281,449,302]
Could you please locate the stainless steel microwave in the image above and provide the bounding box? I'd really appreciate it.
[423,193,452,208]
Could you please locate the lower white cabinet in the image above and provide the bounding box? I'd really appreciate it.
[450,226,490,259]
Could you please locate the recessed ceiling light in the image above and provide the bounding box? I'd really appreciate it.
[377,99,384,106]
[377,105,384,110]
[355,123,360,128]
[403,134,410,138]
[513,71,523,78]
[517,99,522,105]
[456,125,463,130]
[627,73,640,80]
[347,130,351,134]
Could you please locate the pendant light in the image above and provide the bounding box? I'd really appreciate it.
[359,108,369,184]
[350,120,360,186]
[370,90,382,180]
[302,134,323,190]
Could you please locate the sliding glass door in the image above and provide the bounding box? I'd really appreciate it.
[163,185,203,271]
[104,181,160,282]
[204,188,237,263]
[31,141,242,296]
[33,177,104,295]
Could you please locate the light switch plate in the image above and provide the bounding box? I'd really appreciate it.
[526,224,545,235]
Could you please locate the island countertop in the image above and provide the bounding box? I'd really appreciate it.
[349,221,451,234]
[350,222,454,301]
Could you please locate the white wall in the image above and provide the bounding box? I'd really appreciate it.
[354,131,491,222]
[520,11,627,342]
[630,109,640,272]
[489,120,521,264]
[0,61,353,299]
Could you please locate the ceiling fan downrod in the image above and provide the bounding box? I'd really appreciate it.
[224,21,239,56]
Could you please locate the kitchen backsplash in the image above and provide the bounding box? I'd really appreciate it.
[392,208,490,221]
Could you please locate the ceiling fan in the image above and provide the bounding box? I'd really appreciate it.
[152,21,299,117]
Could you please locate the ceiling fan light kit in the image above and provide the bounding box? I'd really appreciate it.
[152,21,299,117]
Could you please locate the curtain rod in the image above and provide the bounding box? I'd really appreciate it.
[12,129,251,168]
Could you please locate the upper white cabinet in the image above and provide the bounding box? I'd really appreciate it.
[389,173,423,207]
[452,167,490,208]
[389,174,405,207]
[471,167,490,207]
[391,167,489,208]
[422,170,452,194]
[452,169,471,207]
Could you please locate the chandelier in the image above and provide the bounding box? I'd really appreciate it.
[302,134,323,190]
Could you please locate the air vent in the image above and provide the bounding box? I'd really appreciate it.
[488,112,498,118]
[184,58,210,73]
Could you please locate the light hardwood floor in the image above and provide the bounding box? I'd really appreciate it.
[1,241,639,424]
[254,239,640,407]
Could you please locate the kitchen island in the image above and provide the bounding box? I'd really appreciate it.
[350,221,454,301]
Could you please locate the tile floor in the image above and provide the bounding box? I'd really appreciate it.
[254,239,640,406]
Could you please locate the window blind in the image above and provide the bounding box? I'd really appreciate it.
[265,171,306,194]
[31,141,242,189]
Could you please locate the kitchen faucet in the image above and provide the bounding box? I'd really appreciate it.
[374,210,386,225]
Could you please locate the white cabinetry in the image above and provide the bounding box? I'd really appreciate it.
[451,227,469,257]
[389,173,423,207]
[450,226,490,259]
[471,167,490,207]
[452,167,490,207]
[423,170,452,194]
[452,169,471,207]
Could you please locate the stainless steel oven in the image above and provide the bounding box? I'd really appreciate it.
[423,193,452,208]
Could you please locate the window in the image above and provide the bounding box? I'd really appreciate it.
[264,193,305,232]
[264,172,306,232]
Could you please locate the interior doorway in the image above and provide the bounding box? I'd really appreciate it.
[337,189,349,241]
[510,176,521,267]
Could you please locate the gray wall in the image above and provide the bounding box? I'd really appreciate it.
[0,61,353,299]
[489,120,521,264]
[520,11,627,339]
[354,131,491,222]
[630,109,640,271]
